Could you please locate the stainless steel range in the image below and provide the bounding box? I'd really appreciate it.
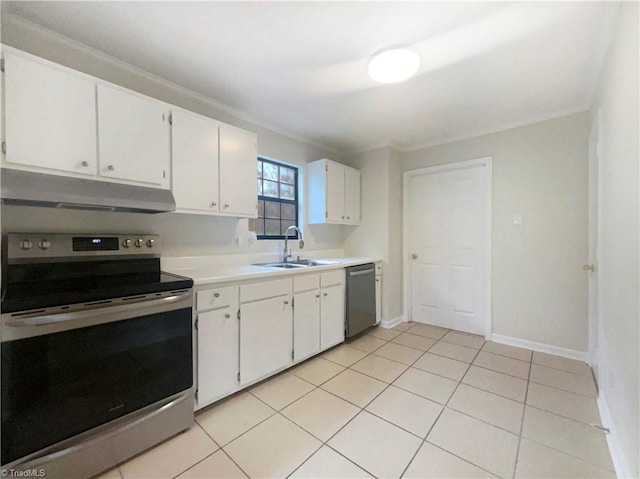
[1,233,195,479]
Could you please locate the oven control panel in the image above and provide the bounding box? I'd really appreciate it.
[6,233,161,261]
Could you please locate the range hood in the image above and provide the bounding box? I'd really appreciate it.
[1,169,176,214]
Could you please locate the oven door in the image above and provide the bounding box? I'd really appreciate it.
[1,290,193,467]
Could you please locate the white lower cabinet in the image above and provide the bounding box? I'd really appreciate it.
[293,275,321,362]
[320,270,346,349]
[197,307,238,405]
[195,268,347,409]
[239,279,293,386]
[375,261,382,325]
[195,285,239,409]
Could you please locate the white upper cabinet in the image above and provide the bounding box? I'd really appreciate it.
[219,124,258,217]
[307,158,360,225]
[171,109,220,213]
[97,84,170,187]
[326,161,345,222]
[344,167,361,223]
[3,51,97,175]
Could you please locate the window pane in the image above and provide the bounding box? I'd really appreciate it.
[279,166,295,185]
[256,219,265,236]
[280,184,295,200]
[257,179,263,196]
[281,203,296,220]
[257,161,263,178]
[258,200,265,217]
[265,219,280,236]
[263,162,278,181]
[264,201,280,219]
[263,180,278,198]
[281,220,296,235]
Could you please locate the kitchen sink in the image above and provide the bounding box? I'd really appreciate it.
[253,259,339,268]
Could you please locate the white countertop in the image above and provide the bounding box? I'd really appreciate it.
[163,255,380,285]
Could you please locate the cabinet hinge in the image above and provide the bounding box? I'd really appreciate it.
[163,169,166,179]
[325,211,328,218]
[291,349,295,360]
[237,309,241,320]
[195,389,199,401]
[194,318,198,330]
[168,113,173,125]
[1,141,6,155]
[292,297,295,309]
[325,164,328,172]
[237,371,241,382]
[0,59,5,73]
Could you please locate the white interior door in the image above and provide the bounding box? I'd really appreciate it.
[406,159,490,336]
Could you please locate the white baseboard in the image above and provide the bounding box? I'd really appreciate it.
[490,333,588,362]
[597,389,635,478]
[380,316,404,329]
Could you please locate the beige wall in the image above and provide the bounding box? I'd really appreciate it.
[590,3,639,476]
[342,147,403,322]
[403,112,590,352]
[0,16,344,257]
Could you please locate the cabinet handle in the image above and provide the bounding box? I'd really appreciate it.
[210,202,217,208]
[81,161,90,167]
[214,293,220,298]
[323,293,328,297]
[284,300,289,305]
[224,203,230,208]
[107,165,115,171]
[225,313,231,319]
[347,216,351,219]
[315,294,320,298]
[341,216,345,219]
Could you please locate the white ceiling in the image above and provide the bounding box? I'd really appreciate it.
[2,1,619,153]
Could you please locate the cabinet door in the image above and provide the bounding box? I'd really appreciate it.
[172,110,219,213]
[326,161,345,222]
[197,308,239,405]
[293,289,321,361]
[344,167,360,224]
[219,124,257,217]
[320,284,345,349]
[240,295,293,385]
[4,52,97,175]
[97,84,170,187]
[375,276,382,325]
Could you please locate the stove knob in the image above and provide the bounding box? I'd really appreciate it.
[122,239,132,248]
[38,239,51,250]
[19,239,33,250]
[146,239,155,248]
[134,239,144,248]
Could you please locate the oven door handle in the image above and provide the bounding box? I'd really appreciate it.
[5,292,191,328]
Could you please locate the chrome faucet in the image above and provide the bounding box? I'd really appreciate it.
[283,226,304,262]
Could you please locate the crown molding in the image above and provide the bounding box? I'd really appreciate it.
[1,13,345,158]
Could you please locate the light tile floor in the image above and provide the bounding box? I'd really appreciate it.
[99,322,615,479]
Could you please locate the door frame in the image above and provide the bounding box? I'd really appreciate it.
[402,157,493,338]
[587,109,603,373]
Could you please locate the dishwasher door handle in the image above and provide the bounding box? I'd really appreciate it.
[349,268,374,276]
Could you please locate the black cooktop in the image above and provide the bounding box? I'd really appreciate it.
[1,259,193,313]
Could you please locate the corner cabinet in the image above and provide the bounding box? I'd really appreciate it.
[307,158,360,224]
[171,109,257,218]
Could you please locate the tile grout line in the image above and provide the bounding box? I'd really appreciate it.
[511,354,534,479]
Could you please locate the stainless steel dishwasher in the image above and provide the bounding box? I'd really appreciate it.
[345,263,377,338]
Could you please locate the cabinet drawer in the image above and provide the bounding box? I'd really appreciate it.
[321,270,344,287]
[196,286,237,311]
[241,278,291,303]
[375,262,382,275]
[293,273,320,293]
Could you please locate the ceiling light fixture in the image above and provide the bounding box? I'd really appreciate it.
[368,47,420,84]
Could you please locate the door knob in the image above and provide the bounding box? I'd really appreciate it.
[412,254,418,260]
[583,264,595,272]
